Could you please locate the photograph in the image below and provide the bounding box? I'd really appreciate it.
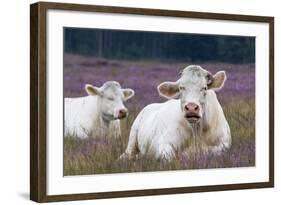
[63,27,256,176]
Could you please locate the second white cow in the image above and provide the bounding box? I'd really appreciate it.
[121,65,231,160]
[64,81,135,139]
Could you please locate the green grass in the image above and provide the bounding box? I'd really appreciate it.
[63,98,255,176]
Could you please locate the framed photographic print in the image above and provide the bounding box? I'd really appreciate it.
[30,1,274,202]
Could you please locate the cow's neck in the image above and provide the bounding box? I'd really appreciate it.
[101,116,111,127]
[190,121,203,138]
[186,120,203,153]
[202,91,217,134]
[200,92,222,147]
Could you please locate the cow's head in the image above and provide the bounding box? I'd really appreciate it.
[157,65,226,123]
[85,81,135,121]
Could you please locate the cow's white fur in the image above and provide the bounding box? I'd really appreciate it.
[64,81,134,139]
[121,65,231,160]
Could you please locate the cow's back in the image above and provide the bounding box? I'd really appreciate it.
[64,96,98,138]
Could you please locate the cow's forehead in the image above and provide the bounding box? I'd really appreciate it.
[180,65,208,86]
[102,81,122,96]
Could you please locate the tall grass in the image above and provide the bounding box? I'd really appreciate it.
[64,98,255,176]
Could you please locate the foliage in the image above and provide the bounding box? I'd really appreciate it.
[64,28,255,64]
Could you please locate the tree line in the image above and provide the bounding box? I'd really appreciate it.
[64,27,255,64]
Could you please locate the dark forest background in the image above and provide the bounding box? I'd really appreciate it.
[64,28,255,64]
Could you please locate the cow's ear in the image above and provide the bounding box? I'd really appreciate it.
[122,89,135,101]
[85,84,102,96]
[157,81,179,99]
[208,71,226,90]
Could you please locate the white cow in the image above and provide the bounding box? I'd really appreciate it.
[64,81,135,139]
[121,65,231,160]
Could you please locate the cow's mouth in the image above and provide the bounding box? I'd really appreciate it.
[102,113,116,120]
[184,114,201,123]
[117,115,127,119]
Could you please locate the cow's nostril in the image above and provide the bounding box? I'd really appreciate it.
[119,109,127,116]
[185,103,200,113]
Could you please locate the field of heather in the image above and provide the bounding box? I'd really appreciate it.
[63,54,255,176]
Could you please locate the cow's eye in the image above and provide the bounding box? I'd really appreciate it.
[107,97,114,101]
[179,86,185,91]
[201,87,207,92]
